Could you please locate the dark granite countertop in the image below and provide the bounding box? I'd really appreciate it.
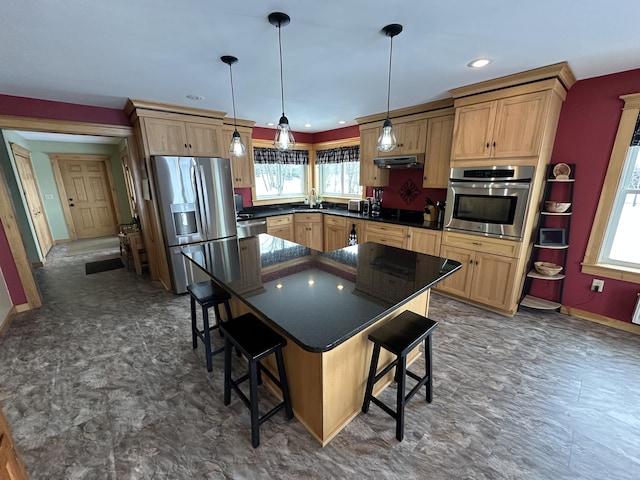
[182,234,460,353]
[238,203,443,231]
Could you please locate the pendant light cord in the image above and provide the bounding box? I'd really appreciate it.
[386,34,394,119]
[228,63,238,129]
[278,23,286,117]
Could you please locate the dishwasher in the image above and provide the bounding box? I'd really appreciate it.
[236,216,268,238]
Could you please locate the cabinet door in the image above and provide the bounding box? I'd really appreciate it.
[186,123,223,157]
[396,118,427,154]
[492,91,547,158]
[238,237,262,293]
[406,228,441,256]
[436,245,474,297]
[309,222,324,251]
[359,127,389,187]
[324,225,347,251]
[222,128,255,187]
[451,101,497,160]
[268,224,294,242]
[469,252,517,310]
[144,117,189,156]
[423,115,453,188]
[0,411,29,480]
[294,222,309,247]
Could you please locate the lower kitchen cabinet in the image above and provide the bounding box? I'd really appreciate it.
[294,213,324,250]
[438,245,518,312]
[406,227,441,256]
[324,214,348,251]
[0,409,29,480]
[363,221,407,249]
[267,214,294,242]
[229,236,263,295]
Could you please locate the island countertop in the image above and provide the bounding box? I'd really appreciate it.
[182,234,461,353]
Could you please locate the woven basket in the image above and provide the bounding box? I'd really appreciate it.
[534,262,562,276]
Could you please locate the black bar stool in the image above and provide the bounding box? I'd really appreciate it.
[187,280,233,372]
[362,310,438,441]
[219,312,293,448]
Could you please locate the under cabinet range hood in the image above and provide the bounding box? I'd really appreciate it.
[373,154,424,169]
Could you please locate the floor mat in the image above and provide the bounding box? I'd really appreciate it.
[85,257,124,275]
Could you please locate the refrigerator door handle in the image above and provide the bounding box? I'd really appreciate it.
[191,162,207,238]
[198,164,211,239]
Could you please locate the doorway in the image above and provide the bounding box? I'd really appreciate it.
[51,154,121,240]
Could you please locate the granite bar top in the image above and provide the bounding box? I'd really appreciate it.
[182,234,460,353]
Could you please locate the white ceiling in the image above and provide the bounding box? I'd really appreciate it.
[2,1,639,134]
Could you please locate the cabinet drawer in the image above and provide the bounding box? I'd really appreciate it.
[364,232,406,249]
[365,222,407,238]
[267,214,292,227]
[294,212,323,223]
[442,231,520,257]
[325,215,347,227]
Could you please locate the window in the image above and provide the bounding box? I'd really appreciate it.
[254,147,308,200]
[599,140,640,268]
[583,93,640,283]
[315,145,362,198]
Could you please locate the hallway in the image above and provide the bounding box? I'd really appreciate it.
[1,242,640,479]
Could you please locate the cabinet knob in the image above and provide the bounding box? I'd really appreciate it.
[486,142,490,148]
[493,141,496,147]
[469,259,473,264]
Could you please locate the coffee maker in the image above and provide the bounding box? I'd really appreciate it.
[371,188,383,217]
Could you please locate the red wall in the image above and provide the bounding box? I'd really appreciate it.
[364,169,447,212]
[0,220,27,305]
[549,68,640,323]
[0,94,129,125]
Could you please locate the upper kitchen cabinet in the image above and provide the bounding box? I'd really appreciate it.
[356,99,454,188]
[423,114,454,188]
[449,62,576,166]
[358,126,389,186]
[221,120,255,188]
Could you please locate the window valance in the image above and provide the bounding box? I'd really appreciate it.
[315,145,360,165]
[254,147,309,165]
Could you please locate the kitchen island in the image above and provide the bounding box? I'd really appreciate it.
[182,234,460,445]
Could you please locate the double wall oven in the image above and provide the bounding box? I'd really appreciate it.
[443,166,535,240]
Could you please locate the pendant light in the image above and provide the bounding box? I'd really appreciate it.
[268,12,295,151]
[221,55,246,157]
[377,23,403,152]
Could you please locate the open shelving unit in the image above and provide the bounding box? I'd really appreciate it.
[520,163,575,311]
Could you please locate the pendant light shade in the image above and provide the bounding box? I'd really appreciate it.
[221,55,246,157]
[377,23,403,152]
[269,12,295,151]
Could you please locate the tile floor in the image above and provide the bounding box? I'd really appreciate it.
[1,239,640,479]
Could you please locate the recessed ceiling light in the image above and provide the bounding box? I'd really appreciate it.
[467,58,491,68]
[267,122,275,127]
[186,94,204,100]
[338,120,346,125]
[304,123,312,128]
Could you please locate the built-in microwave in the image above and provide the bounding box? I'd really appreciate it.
[443,166,534,240]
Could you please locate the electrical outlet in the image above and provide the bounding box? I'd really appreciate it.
[591,279,605,292]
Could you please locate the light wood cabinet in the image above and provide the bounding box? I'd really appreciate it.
[0,409,29,480]
[406,227,441,257]
[376,118,428,156]
[358,127,389,187]
[451,91,548,161]
[143,116,223,157]
[323,215,348,251]
[294,212,324,250]
[437,231,520,313]
[221,125,255,188]
[267,214,294,242]
[423,114,454,188]
[363,221,407,249]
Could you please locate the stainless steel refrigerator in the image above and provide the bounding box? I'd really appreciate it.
[151,156,238,293]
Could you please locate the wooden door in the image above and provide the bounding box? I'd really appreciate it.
[10,143,53,258]
[142,117,189,156]
[58,157,119,239]
[396,118,427,154]
[470,252,518,310]
[185,122,223,157]
[492,91,547,158]
[451,101,497,160]
[358,127,389,187]
[436,245,474,297]
[406,227,441,256]
[423,115,454,188]
[0,409,29,480]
